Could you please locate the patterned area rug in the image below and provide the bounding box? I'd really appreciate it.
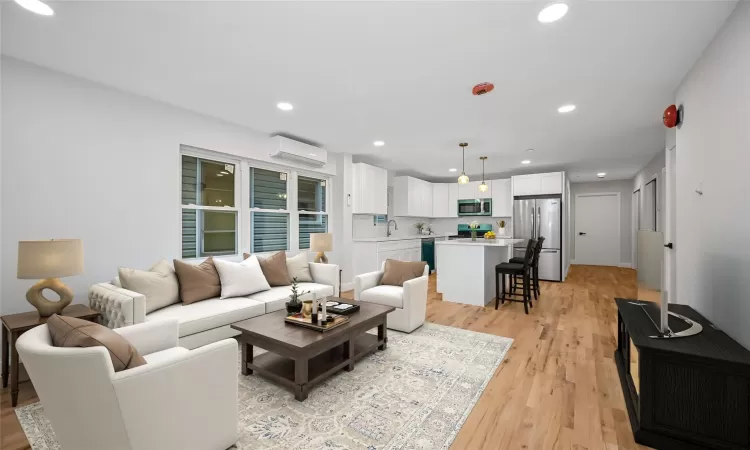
[16,323,512,450]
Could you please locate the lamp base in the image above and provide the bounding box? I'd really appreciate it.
[314,252,328,264]
[26,278,73,317]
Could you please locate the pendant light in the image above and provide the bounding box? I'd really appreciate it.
[478,156,489,192]
[457,143,470,184]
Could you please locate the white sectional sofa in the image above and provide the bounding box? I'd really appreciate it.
[89,261,340,349]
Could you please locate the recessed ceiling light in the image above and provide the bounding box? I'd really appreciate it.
[373,141,385,147]
[597,172,606,178]
[558,104,576,113]
[14,0,54,16]
[521,160,532,165]
[448,168,457,172]
[526,148,534,153]
[309,153,317,157]
[538,3,568,24]
[276,102,294,111]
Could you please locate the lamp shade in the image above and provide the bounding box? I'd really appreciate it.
[310,233,333,252]
[17,239,84,279]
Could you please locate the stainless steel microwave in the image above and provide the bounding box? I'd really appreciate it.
[457,198,492,216]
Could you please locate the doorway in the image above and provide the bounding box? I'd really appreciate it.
[574,193,621,266]
[665,146,676,303]
[632,189,640,269]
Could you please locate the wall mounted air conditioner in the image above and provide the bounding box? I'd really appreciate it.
[269,136,327,167]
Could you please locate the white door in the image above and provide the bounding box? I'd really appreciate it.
[574,193,620,266]
[632,189,640,269]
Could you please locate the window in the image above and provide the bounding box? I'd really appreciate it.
[181,155,238,258]
[297,175,328,249]
[250,167,289,253]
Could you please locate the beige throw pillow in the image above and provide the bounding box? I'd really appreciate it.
[47,314,147,372]
[173,257,221,304]
[243,251,291,286]
[119,259,180,313]
[380,259,427,287]
[286,252,314,282]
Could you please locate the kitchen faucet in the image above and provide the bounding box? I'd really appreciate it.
[387,219,398,237]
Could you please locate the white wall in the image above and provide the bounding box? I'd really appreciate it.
[1,57,342,314]
[673,1,750,348]
[569,180,633,265]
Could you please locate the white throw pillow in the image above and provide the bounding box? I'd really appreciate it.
[287,252,314,282]
[118,259,180,314]
[214,256,271,299]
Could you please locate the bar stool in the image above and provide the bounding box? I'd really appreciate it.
[510,236,545,300]
[495,238,537,314]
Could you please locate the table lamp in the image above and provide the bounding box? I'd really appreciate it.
[310,233,333,264]
[17,239,84,316]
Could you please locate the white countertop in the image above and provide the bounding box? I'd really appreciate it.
[352,233,457,243]
[435,238,523,247]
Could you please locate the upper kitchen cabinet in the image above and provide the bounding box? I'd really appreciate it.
[432,183,458,218]
[458,180,491,200]
[352,162,388,214]
[512,172,563,196]
[393,176,433,217]
[491,178,512,217]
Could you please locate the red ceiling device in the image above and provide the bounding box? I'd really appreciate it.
[663,104,682,128]
[472,82,494,96]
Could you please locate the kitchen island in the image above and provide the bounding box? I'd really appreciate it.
[435,238,524,307]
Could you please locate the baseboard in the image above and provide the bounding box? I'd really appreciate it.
[571,260,633,269]
[341,282,354,293]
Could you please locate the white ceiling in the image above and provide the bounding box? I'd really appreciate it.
[2,0,737,182]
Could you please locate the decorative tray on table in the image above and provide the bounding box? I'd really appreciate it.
[285,313,350,332]
[324,300,361,315]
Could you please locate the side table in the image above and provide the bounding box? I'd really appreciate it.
[1,304,100,407]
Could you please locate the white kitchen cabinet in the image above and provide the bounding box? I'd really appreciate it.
[393,176,433,217]
[352,163,388,214]
[512,172,564,196]
[491,178,512,217]
[448,184,458,217]
[540,172,563,194]
[353,239,423,276]
[432,183,457,218]
[458,180,485,200]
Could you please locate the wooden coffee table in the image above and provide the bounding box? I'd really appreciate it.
[231,299,394,401]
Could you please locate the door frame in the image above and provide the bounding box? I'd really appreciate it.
[632,188,641,269]
[574,192,621,266]
[665,145,676,303]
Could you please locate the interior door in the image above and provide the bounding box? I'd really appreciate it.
[574,193,620,266]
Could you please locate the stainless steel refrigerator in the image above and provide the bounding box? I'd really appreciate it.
[513,196,562,281]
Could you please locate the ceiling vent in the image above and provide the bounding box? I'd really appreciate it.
[270,136,327,167]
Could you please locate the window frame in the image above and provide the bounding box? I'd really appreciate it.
[295,170,330,250]
[247,163,292,254]
[180,146,242,259]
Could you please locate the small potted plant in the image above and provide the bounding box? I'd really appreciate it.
[414,222,425,235]
[497,220,506,236]
[469,221,480,241]
[286,277,308,315]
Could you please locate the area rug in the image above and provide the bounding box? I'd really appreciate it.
[16,323,512,450]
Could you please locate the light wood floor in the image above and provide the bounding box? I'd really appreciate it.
[1,265,651,450]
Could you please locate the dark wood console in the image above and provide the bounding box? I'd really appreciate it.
[615,299,750,449]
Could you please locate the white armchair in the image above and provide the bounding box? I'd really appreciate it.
[354,262,428,333]
[15,319,238,450]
